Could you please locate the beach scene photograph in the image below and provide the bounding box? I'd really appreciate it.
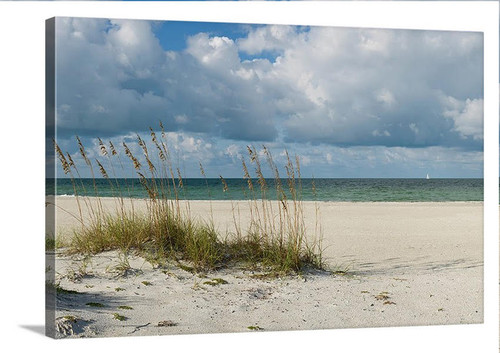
[45,17,484,339]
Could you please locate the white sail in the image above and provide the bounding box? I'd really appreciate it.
[426,173,430,179]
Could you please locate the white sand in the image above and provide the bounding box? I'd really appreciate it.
[46,196,483,338]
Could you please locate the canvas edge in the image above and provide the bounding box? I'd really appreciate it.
[45,16,56,340]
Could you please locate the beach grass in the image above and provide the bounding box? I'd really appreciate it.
[52,123,325,275]
[46,235,67,251]
[46,237,56,251]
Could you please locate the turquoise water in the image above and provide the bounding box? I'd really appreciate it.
[46,178,483,202]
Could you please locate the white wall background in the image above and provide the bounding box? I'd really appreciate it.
[0,1,497,353]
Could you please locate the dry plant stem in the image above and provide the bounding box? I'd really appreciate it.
[219,176,242,239]
[77,136,104,217]
[53,139,84,230]
[200,162,214,226]
[98,138,127,217]
[54,122,324,274]
[241,159,256,236]
[110,140,136,216]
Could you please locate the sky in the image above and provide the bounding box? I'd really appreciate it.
[51,17,484,179]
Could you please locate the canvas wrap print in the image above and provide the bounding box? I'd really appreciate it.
[45,17,484,339]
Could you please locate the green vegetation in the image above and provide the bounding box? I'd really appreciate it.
[45,235,67,251]
[86,302,105,307]
[45,237,56,251]
[118,305,133,310]
[203,278,228,286]
[112,313,127,321]
[53,122,325,276]
[247,325,263,331]
[62,315,77,322]
[46,281,81,295]
[177,264,196,274]
[111,252,134,277]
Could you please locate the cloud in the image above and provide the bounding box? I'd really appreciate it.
[53,18,483,178]
[56,18,282,142]
[375,88,396,108]
[242,27,483,149]
[237,25,306,55]
[56,19,482,150]
[442,97,483,141]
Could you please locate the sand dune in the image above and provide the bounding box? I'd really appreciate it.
[45,197,483,338]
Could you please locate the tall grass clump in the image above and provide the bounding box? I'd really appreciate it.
[221,146,324,273]
[53,122,324,275]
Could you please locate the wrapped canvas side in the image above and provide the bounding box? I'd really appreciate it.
[45,17,56,339]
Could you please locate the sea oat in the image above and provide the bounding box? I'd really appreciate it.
[123,142,141,170]
[53,139,70,174]
[159,121,166,139]
[137,172,155,199]
[150,127,157,142]
[109,141,117,156]
[247,146,256,162]
[146,157,156,174]
[177,168,184,189]
[149,129,164,161]
[76,136,91,166]
[137,134,148,155]
[199,162,206,177]
[66,153,75,169]
[220,176,229,192]
[241,159,254,191]
[96,159,109,179]
[98,138,108,156]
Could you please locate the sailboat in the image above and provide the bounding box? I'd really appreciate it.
[426,173,430,180]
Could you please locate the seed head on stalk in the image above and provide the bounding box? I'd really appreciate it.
[138,172,155,199]
[177,168,184,189]
[150,127,166,161]
[219,175,229,192]
[199,162,206,178]
[98,138,108,156]
[96,159,109,179]
[66,153,75,169]
[241,158,254,191]
[159,121,166,139]
[53,139,70,174]
[109,141,117,156]
[76,136,91,166]
[123,142,141,170]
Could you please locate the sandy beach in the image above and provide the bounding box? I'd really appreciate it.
[46,196,483,338]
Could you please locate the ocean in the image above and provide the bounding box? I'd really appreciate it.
[46,178,483,202]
